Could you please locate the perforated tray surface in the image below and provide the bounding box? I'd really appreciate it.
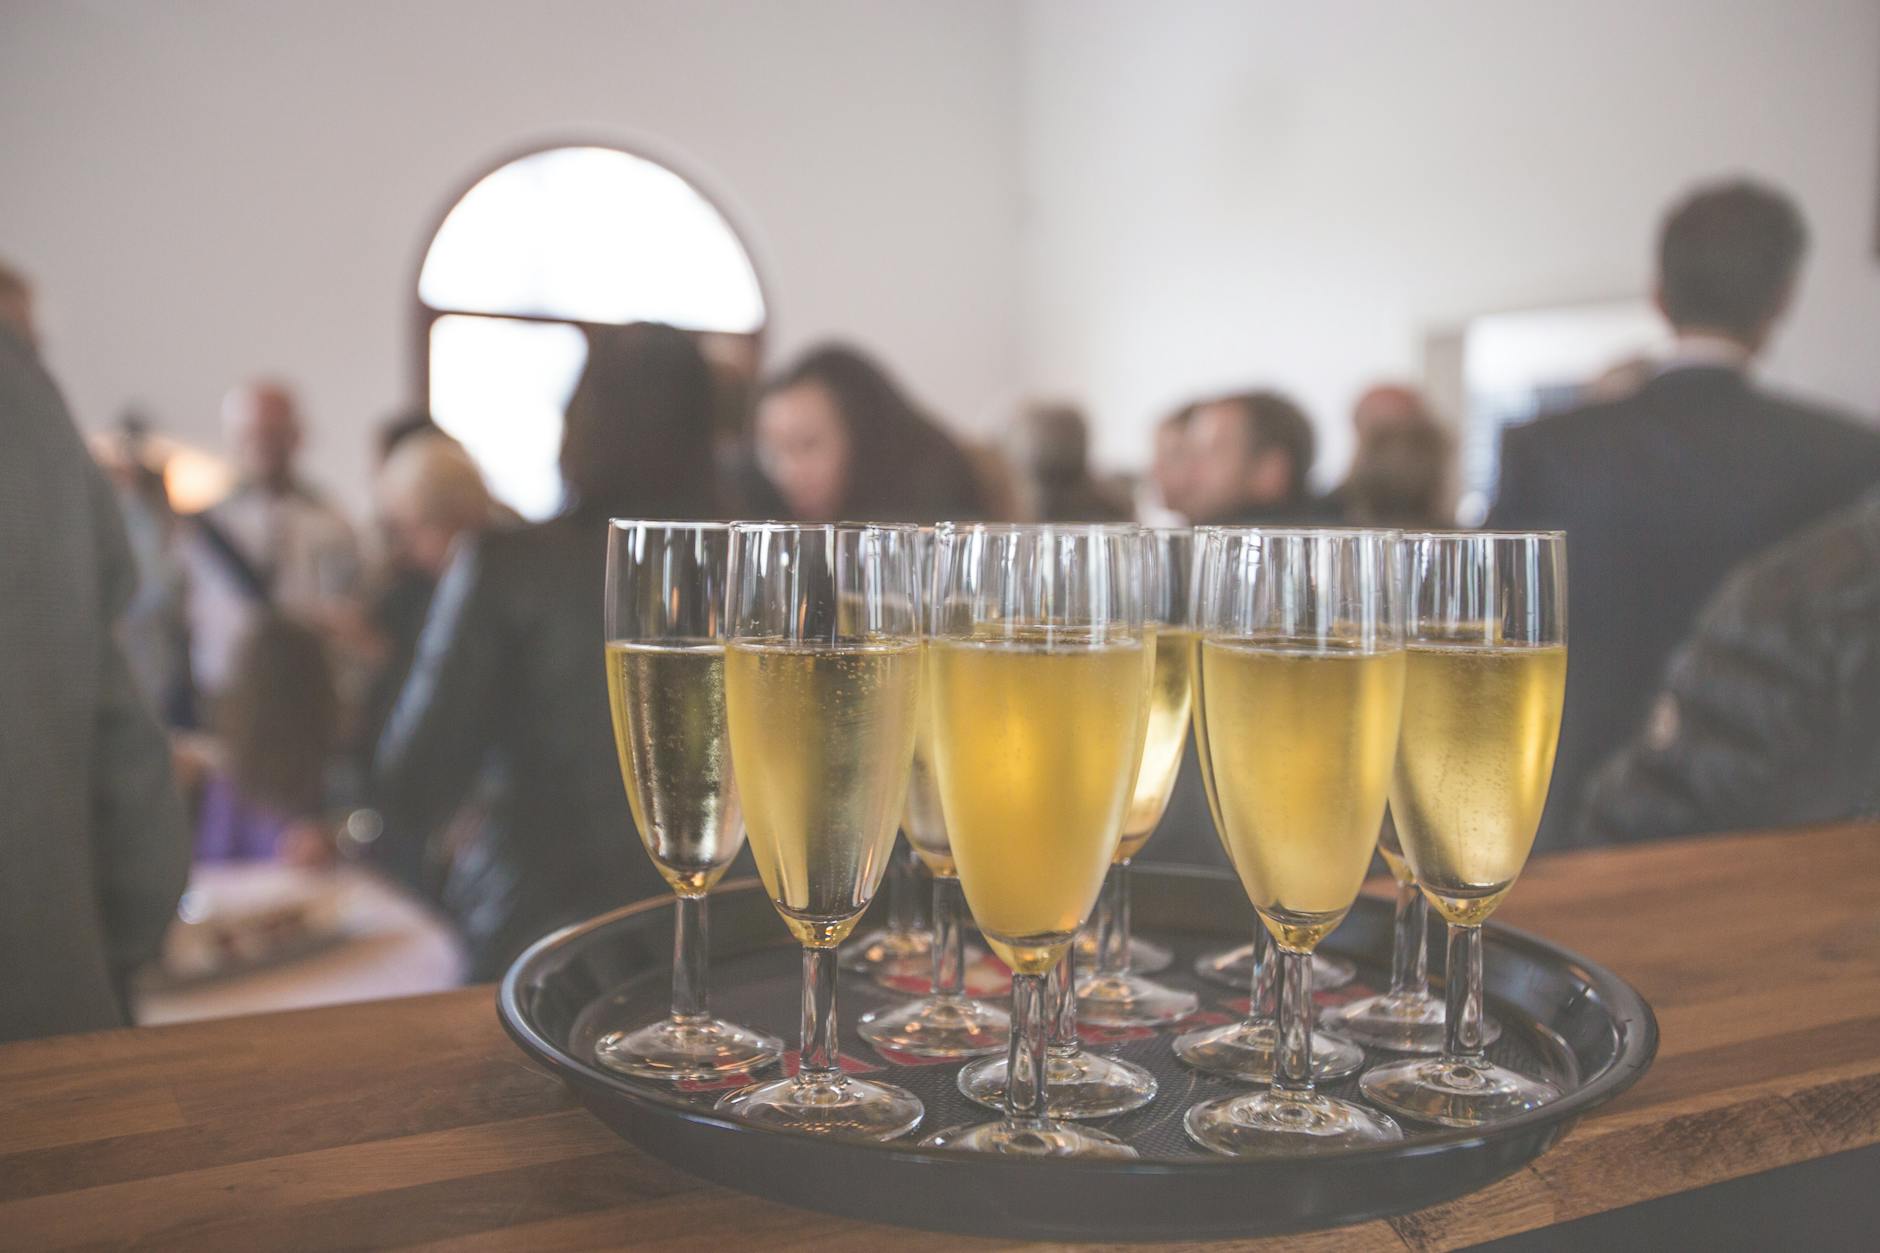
[500,865,1656,1241]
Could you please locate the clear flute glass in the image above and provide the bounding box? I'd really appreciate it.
[593,521,782,1081]
[842,841,932,976]
[1322,816,1500,1053]
[959,939,1158,1118]
[1076,528,1200,1029]
[920,523,1147,1157]
[1361,531,1567,1126]
[859,529,1008,1058]
[712,523,925,1140]
[1182,527,1405,1155]
[1193,938,1355,993]
[1173,607,1363,1085]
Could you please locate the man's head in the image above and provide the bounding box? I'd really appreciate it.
[0,260,36,348]
[1351,383,1433,443]
[223,380,303,491]
[376,433,494,578]
[1150,404,1195,517]
[1656,178,1807,355]
[1182,390,1316,524]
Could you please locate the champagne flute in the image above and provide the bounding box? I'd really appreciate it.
[1320,814,1501,1052]
[1183,527,1406,1155]
[842,843,932,976]
[1193,939,1355,993]
[1173,612,1366,1085]
[1361,531,1567,1126]
[594,521,784,1080]
[859,530,1009,1058]
[921,523,1146,1157]
[713,523,925,1139]
[1076,527,1200,1027]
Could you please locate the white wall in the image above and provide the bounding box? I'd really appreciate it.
[1020,0,1880,483]
[6,0,1878,507]
[0,0,1025,514]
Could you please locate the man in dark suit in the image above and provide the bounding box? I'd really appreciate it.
[1488,179,1880,852]
[0,288,191,1041]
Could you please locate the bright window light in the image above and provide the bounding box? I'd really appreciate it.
[420,146,765,520]
[420,146,764,332]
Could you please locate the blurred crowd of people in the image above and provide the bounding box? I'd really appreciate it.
[3,174,1876,1039]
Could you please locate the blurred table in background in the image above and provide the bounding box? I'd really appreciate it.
[135,863,465,1025]
[2,824,1876,1250]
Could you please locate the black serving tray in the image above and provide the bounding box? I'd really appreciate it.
[498,864,1657,1241]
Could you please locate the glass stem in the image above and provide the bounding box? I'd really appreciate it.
[798,945,842,1085]
[1272,946,1315,1095]
[1251,923,1279,1020]
[887,842,916,934]
[671,893,709,1023]
[1442,923,1486,1061]
[931,875,964,999]
[1095,861,1131,977]
[1049,943,1081,1053]
[1006,972,1049,1128]
[1389,880,1430,999]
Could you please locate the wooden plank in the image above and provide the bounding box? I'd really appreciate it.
[0,822,1872,1250]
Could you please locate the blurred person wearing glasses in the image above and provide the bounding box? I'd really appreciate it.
[1489,177,1880,852]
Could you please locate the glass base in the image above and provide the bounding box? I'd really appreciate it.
[958,1047,1158,1119]
[1185,1089,1402,1156]
[714,1072,924,1140]
[1360,1055,1562,1128]
[1321,991,1501,1055]
[1171,1017,1365,1083]
[858,994,1009,1059]
[1072,929,1173,976]
[922,1117,1138,1158]
[1075,970,1199,1028]
[841,927,931,975]
[1193,943,1356,991]
[593,1015,783,1081]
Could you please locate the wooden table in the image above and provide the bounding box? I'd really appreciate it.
[2,824,1876,1250]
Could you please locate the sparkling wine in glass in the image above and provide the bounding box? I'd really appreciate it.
[1182,527,1406,1156]
[713,523,925,1140]
[921,524,1147,1157]
[1361,530,1567,1126]
[859,531,1009,1058]
[593,522,783,1081]
[1076,529,1201,1029]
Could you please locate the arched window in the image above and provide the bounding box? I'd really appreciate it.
[418,145,766,518]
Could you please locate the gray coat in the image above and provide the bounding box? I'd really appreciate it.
[0,325,190,1041]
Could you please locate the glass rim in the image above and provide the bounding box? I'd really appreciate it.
[931,521,1142,535]
[727,520,922,535]
[607,518,732,532]
[1192,525,1403,539]
[1399,528,1566,541]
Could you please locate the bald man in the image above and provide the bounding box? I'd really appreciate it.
[180,381,360,701]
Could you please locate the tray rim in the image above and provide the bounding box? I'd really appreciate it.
[497,863,1659,1179]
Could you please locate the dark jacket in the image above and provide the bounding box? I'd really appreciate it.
[1579,489,1880,842]
[373,511,665,979]
[0,326,191,1040]
[1487,367,1880,851]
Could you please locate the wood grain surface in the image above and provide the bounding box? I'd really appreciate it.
[1,823,1875,1251]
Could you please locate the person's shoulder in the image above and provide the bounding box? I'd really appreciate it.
[1499,397,1640,458]
[1751,387,1880,452]
[1711,489,1880,626]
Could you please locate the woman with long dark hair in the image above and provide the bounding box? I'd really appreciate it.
[373,323,717,978]
[747,343,988,522]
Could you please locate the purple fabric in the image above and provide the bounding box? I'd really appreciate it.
[195,772,289,862]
